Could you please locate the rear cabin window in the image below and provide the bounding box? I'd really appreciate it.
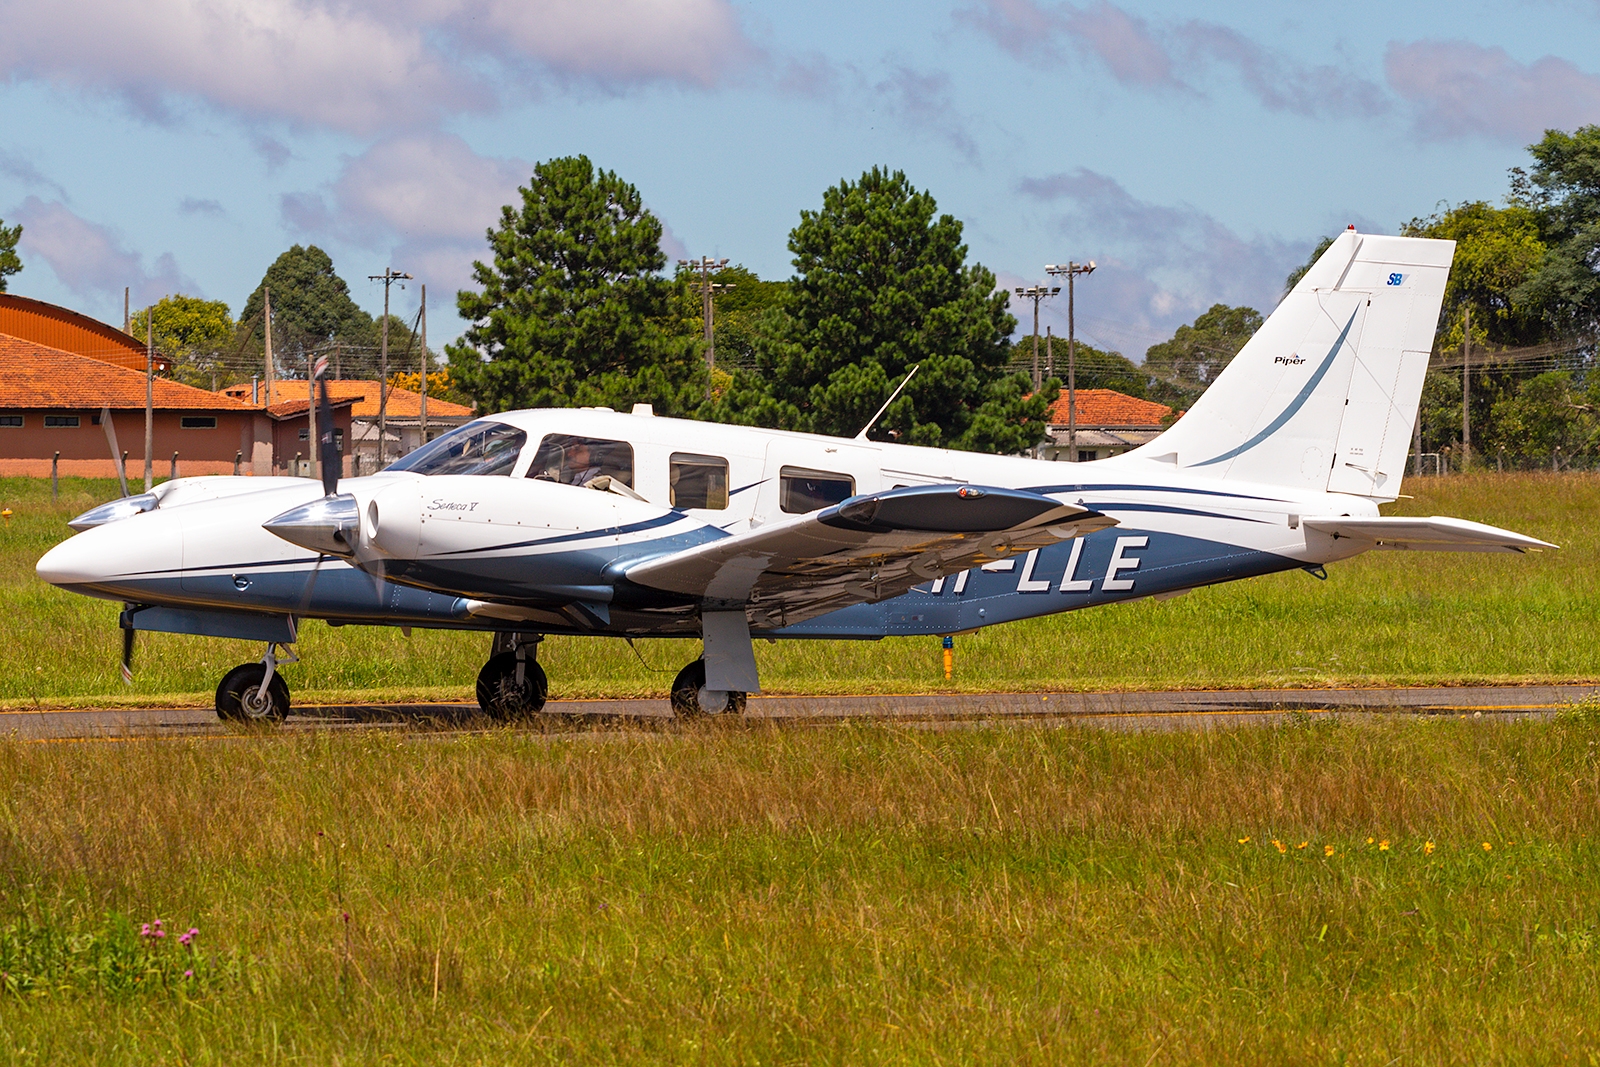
[779,466,855,514]
[386,420,527,476]
[527,434,634,488]
[670,453,728,509]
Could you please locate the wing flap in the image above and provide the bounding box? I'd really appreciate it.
[626,484,1115,624]
[1301,515,1556,553]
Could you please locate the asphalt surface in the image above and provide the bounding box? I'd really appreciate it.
[3,684,1596,740]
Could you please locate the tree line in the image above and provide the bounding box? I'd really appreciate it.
[1,128,1596,462]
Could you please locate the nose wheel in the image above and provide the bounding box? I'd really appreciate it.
[477,633,548,720]
[670,658,747,718]
[216,643,294,723]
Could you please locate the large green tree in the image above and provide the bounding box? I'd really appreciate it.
[1514,125,1600,334]
[1010,338,1148,398]
[0,217,20,292]
[1401,201,1549,348]
[448,155,698,414]
[1142,304,1262,406]
[721,167,1046,452]
[239,246,378,378]
[128,294,235,389]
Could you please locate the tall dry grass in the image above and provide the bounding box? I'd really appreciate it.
[0,717,1596,1062]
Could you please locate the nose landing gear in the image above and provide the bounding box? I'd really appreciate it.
[476,632,548,720]
[216,642,295,722]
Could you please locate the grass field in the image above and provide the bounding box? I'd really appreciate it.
[0,717,1598,1062]
[0,475,1595,1062]
[0,471,1593,706]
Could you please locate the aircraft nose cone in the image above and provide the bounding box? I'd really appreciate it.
[37,528,112,587]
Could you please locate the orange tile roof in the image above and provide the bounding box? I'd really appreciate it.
[1044,388,1172,427]
[0,334,254,411]
[220,379,473,418]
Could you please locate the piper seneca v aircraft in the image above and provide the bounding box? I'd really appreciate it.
[37,230,1555,721]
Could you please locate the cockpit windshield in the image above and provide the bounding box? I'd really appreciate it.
[386,421,527,477]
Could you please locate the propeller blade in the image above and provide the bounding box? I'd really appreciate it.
[318,377,340,496]
[120,623,135,685]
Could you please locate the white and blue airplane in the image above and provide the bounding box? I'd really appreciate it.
[37,230,1554,721]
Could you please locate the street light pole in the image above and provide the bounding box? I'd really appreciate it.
[1046,261,1096,462]
[368,267,413,468]
[678,256,732,401]
[1013,283,1060,391]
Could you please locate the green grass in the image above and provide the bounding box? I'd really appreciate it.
[0,472,1593,706]
[0,719,1597,1062]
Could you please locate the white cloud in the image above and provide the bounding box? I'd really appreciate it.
[964,0,1386,118]
[1016,169,1308,357]
[1386,41,1600,142]
[11,197,195,306]
[0,0,754,135]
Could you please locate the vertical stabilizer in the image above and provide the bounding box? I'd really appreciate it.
[1129,230,1453,500]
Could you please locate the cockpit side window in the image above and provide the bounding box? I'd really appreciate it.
[527,434,634,488]
[386,421,527,477]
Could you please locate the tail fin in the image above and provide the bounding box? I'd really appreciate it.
[1130,229,1453,500]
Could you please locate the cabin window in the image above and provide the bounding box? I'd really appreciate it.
[181,416,217,429]
[44,415,80,428]
[779,466,855,514]
[670,453,728,509]
[386,420,527,476]
[0,416,21,428]
[527,434,634,488]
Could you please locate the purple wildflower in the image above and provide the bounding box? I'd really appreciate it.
[140,923,151,938]
[152,920,162,930]
[183,969,193,979]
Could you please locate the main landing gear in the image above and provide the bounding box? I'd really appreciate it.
[476,632,548,720]
[216,642,295,723]
[669,658,747,718]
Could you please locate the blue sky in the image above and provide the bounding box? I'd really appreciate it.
[2,0,1597,358]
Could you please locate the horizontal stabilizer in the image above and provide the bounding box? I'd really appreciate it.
[1301,515,1557,553]
[626,484,1116,626]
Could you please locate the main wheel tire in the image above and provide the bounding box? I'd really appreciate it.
[476,651,549,720]
[669,659,747,718]
[216,663,290,723]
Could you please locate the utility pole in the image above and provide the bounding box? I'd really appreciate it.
[263,286,276,402]
[144,309,154,491]
[1046,261,1096,462]
[368,268,412,468]
[1013,283,1059,391]
[678,256,732,400]
[124,288,130,333]
[419,284,428,446]
[1461,306,1471,470]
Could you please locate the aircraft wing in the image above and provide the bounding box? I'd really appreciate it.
[1301,515,1557,553]
[624,484,1116,627]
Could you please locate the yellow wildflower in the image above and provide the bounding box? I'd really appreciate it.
[1482,841,1492,852]
[1324,844,1336,857]
[1379,840,1391,852]
[1297,841,1309,850]
[1273,839,1286,853]
[1238,836,1250,844]
[1424,841,1436,855]
[1366,837,1375,845]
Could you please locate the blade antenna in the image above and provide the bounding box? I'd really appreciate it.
[855,364,920,441]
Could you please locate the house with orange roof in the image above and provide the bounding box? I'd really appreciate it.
[219,379,474,474]
[1040,388,1176,462]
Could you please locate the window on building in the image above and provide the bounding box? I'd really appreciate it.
[1078,450,1097,462]
[181,416,217,429]
[44,415,80,428]
[527,434,634,488]
[334,428,344,453]
[779,466,855,514]
[669,453,728,509]
[0,416,22,428]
